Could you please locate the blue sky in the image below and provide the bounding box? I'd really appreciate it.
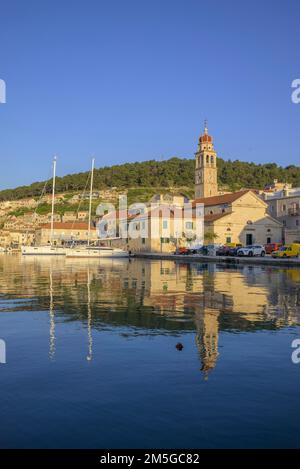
[0,0,299,189]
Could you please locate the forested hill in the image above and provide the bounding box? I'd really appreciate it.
[1,157,300,201]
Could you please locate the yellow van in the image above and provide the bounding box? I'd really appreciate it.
[225,242,242,248]
[272,244,300,258]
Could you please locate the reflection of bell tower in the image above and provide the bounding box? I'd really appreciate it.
[195,309,219,377]
[195,121,218,199]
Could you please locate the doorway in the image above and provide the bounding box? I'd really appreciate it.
[246,234,253,245]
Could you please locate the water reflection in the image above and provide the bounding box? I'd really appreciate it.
[0,255,300,376]
[49,266,55,360]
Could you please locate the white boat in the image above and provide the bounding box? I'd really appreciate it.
[66,246,129,258]
[21,245,67,256]
[22,157,66,256]
[65,158,129,259]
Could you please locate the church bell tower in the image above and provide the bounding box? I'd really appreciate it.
[195,122,218,199]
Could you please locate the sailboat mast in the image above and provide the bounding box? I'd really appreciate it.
[87,158,95,247]
[50,156,57,245]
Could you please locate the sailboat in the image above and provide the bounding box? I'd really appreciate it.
[21,157,66,256]
[66,158,129,259]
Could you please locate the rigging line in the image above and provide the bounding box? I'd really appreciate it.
[24,164,53,242]
[70,170,91,232]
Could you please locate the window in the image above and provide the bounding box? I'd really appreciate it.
[210,210,213,215]
[142,238,145,244]
[185,221,193,230]
[226,237,231,244]
[161,237,170,244]
[282,204,286,212]
[283,220,286,226]
[206,155,209,164]
[296,220,299,226]
[211,155,214,164]
[267,237,271,244]
[163,220,168,229]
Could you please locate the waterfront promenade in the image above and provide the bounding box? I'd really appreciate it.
[135,252,300,267]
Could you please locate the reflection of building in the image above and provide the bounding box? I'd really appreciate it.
[195,310,219,375]
[0,256,300,376]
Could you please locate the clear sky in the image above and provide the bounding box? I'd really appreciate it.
[0,0,299,189]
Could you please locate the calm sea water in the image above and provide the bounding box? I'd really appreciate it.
[0,254,300,448]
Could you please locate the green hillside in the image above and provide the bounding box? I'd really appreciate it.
[1,157,300,201]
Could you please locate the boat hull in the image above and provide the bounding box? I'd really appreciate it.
[21,246,67,256]
[66,248,129,258]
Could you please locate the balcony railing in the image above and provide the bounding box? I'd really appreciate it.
[288,208,300,216]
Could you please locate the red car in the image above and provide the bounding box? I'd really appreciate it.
[175,247,189,255]
[264,243,282,254]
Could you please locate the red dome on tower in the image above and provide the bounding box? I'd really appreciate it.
[199,133,212,143]
[199,121,212,143]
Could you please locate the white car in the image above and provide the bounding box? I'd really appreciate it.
[237,245,266,257]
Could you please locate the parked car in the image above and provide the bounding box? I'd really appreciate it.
[228,246,242,256]
[237,245,266,257]
[175,247,189,255]
[264,242,282,254]
[272,244,300,258]
[216,245,231,256]
[216,243,242,256]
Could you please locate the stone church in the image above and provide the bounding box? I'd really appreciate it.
[193,124,283,245]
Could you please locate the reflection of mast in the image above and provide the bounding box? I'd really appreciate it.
[87,267,93,361]
[49,265,55,360]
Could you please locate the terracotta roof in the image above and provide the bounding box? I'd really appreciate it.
[192,190,254,207]
[204,213,230,222]
[39,222,96,230]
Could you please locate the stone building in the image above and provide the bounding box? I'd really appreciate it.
[62,211,77,223]
[0,228,35,247]
[262,185,300,243]
[193,124,283,245]
[193,190,283,245]
[99,204,197,253]
[35,222,97,245]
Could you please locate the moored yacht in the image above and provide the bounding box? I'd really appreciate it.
[22,157,66,256]
[65,158,129,259]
